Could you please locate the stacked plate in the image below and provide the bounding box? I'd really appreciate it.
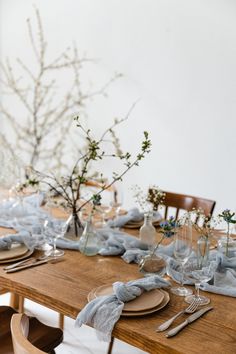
[0,244,33,264]
[124,218,161,229]
[87,284,169,316]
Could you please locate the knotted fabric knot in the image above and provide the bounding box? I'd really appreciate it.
[113,281,143,302]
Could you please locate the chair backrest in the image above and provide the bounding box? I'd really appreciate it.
[11,314,46,354]
[162,191,216,221]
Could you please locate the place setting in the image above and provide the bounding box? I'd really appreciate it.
[87,283,170,316]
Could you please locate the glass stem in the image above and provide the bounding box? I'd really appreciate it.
[53,237,57,252]
[226,222,230,256]
[195,282,200,298]
[180,261,184,287]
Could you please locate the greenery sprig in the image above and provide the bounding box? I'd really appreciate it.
[32,116,151,234]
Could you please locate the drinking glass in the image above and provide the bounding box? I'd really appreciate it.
[184,259,217,305]
[110,182,123,221]
[44,219,66,257]
[171,223,193,296]
[94,190,112,228]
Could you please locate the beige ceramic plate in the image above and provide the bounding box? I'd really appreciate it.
[0,243,29,261]
[94,285,165,312]
[124,220,161,229]
[0,249,33,264]
[87,289,169,316]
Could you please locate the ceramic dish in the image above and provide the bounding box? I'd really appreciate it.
[0,244,28,261]
[0,249,34,264]
[87,288,170,316]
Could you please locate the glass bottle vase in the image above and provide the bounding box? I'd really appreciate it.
[139,212,156,249]
[79,218,99,256]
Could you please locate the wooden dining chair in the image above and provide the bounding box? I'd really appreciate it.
[0,306,63,354]
[161,191,216,220]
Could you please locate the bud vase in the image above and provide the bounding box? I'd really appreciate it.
[139,212,156,249]
[139,253,166,277]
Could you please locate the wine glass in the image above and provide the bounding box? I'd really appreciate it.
[184,259,217,305]
[96,190,113,227]
[44,219,66,258]
[110,182,123,221]
[171,222,193,296]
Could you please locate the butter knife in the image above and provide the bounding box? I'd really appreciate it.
[166,306,213,338]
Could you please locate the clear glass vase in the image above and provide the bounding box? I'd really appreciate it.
[79,218,99,256]
[139,253,166,277]
[197,235,210,267]
[64,212,84,241]
[218,237,236,258]
[139,212,156,249]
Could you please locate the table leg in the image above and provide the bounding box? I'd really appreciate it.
[107,337,115,354]
[10,293,20,310]
[18,296,25,313]
[59,313,64,330]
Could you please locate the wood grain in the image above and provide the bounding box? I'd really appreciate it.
[0,222,235,353]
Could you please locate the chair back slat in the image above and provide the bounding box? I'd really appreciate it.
[162,191,216,222]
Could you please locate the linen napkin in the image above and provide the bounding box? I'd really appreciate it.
[0,231,31,250]
[107,208,161,228]
[75,275,170,341]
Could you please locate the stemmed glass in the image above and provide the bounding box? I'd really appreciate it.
[98,189,113,227]
[44,219,67,258]
[110,182,123,221]
[184,259,217,305]
[171,221,193,296]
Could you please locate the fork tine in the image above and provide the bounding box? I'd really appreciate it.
[187,298,199,311]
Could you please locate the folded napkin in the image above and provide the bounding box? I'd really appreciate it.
[107,208,161,228]
[0,231,31,250]
[200,252,236,297]
[75,275,170,341]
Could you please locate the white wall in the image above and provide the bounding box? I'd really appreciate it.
[1,0,236,213]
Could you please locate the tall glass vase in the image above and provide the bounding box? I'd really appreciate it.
[139,212,156,249]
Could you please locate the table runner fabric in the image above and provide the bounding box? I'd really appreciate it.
[0,193,46,230]
[199,253,236,297]
[75,275,170,341]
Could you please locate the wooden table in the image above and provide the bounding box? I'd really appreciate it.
[0,227,236,354]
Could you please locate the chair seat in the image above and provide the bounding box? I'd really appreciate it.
[0,306,63,354]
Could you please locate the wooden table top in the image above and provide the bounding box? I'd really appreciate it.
[0,226,235,354]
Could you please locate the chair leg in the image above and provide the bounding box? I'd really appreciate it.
[107,337,115,354]
[59,313,64,330]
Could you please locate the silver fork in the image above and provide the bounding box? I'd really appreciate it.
[156,299,199,332]
[3,255,50,271]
